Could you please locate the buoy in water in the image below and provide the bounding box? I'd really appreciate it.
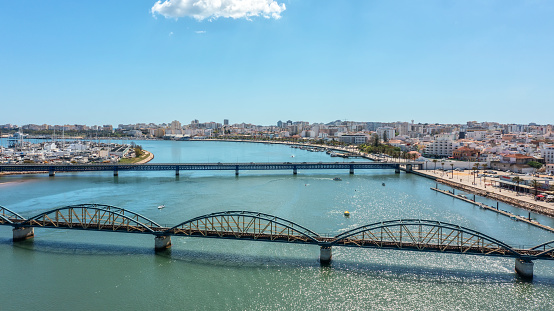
[382,183,386,186]
[344,211,350,217]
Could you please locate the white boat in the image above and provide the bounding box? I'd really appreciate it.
[158,205,165,209]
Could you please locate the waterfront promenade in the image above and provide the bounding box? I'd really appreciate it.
[415,169,554,217]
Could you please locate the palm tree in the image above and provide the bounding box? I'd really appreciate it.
[472,163,480,185]
[450,163,454,178]
[512,177,523,195]
[530,179,541,197]
[433,159,438,172]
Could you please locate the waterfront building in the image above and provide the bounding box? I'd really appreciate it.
[337,133,369,145]
[541,145,554,164]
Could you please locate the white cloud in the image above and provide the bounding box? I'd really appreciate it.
[151,0,286,21]
[169,31,174,36]
[195,30,206,34]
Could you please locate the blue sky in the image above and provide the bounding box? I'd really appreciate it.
[1,0,553,126]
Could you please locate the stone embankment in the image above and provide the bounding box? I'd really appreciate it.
[136,150,154,164]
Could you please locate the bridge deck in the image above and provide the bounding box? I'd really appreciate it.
[3,219,552,260]
[0,162,419,173]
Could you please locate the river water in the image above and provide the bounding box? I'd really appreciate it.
[1,141,554,310]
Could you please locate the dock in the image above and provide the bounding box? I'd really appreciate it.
[431,187,554,233]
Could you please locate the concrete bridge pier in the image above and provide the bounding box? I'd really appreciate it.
[13,227,34,241]
[49,170,55,177]
[175,167,179,176]
[406,164,412,173]
[395,167,400,174]
[515,258,534,279]
[349,166,354,174]
[319,246,332,265]
[235,168,239,176]
[293,167,297,175]
[113,169,118,177]
[154,235,172,251]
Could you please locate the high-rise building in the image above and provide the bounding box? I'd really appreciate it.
[224,119,229,126]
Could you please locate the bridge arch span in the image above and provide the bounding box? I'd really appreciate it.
[330,219,521,257]
[0,205,26,225]
[163,211,321,243]
[21,204,157,233]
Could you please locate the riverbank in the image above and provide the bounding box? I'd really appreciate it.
[118,150,154,164]
[0,150,154,176]
[415,169,554,217]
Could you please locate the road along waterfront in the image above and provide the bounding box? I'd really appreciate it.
[1,140,554,310]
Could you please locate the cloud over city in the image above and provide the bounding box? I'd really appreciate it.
[151,0,286,21]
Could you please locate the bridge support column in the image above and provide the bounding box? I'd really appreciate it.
[515,258,534,279]
[13,227,34,241]
[113,169,118,177]
[235,169,239,176]
[293,167,297,175]
[175,167,179,176]
[395,168,400,174]
[154,235,172,251]
[406,164,412,173]
[349,167,354,174]
[49,171,55,177]
[319,246,332,265]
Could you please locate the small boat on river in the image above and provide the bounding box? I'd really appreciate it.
[333,177,342,181]
[158,205,165,210]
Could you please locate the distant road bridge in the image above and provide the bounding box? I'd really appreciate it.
[1,204,552,279]
[0,162,422,177]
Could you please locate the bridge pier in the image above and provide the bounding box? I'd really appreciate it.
[176,167,179,176]
[349,166,354,174]
[154,235,172,251]
[49,170,55,177]
[235,168,239,176]
[113,169,118,177]
[406,164,412,173]
[319,246,332,265]
[293,167,297,175]
[13,227,34,241]
[395,168,400,174]
[515,258,534,279]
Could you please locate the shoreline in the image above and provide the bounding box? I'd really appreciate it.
[412,169,554,218]
[0,149,155,176]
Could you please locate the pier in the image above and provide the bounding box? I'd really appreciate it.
[431,187,554,233]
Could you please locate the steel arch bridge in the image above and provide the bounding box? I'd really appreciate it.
[1,204,554,267]
[162,211,321,243]
[329,219,523,258]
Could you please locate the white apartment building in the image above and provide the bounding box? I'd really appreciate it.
[542,145,554,164]
[423,139,457,158]
[546,163,554,175]
[377,127,396,141]
[337,133,369,144]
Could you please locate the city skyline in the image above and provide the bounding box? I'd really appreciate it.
[1,1,553,125]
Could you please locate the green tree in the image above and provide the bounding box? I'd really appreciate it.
[382,131,388,143]
[432,159,438,172]
[512,177,523,195]
[134,146,143,157]
[528,161,543,169]
[372,134,380,147]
